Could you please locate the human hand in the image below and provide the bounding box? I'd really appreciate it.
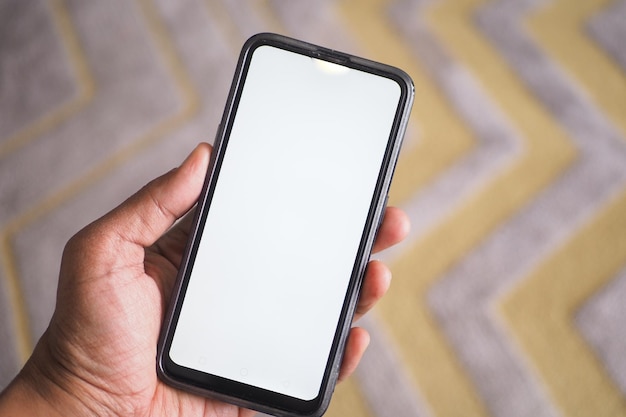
[0,143,410,417]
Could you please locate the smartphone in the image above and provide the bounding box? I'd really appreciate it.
[157,33,413,417]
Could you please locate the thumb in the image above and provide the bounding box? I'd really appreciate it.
[102,143,211,248]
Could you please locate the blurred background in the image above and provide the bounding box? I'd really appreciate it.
[1,0,626,416]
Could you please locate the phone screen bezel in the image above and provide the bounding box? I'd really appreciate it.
[157,33,414,417]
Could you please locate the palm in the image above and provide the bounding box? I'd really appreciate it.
[47,214,254,417]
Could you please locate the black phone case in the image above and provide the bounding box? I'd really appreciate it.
[157,32,414,417]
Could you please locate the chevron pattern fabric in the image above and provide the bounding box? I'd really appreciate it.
[1,1,626,416]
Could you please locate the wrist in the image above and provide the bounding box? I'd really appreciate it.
[0,370,67,417]
[0,334,108,417]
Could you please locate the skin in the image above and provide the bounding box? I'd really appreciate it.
[0,143,410,417]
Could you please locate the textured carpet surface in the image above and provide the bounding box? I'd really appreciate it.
[1,1,626,416]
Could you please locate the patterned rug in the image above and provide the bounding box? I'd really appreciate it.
[1,1,625,416]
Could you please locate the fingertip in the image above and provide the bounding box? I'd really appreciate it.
[179,142,211,177]
[338,327,370,381]
[372,206,411,253]
[387,206,411,240]
[102,143,212,248]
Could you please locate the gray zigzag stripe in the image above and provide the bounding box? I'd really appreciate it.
[1,0,241,388]
[0,269,19,388]
[383,0,521,262]
[0,0,77,141]
[0,0,182,227]
[211,0,270,42]
[428,2,626,417]
[576,266,626,396]
[270,0,360,53]
[7,0,238,388]
[587,0,626,70]
[4,0,185,346]
[578,0,626,397]
[14,0,239,349]
[0,0,71,388]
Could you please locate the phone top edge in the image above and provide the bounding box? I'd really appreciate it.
[242,33,415,97]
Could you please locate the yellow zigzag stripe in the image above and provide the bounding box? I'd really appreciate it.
[254,0,286,37]
[203,1,287,60]
[502,189,626,417]
[326,379,374,417]
[528,0,626,138]
[335,0,477,415]
[373,0,577,415]
[2,0,200,362]
[0,0,95,158]
[203,0,243,51]
[338,0,475,208]
[500,3,626,415]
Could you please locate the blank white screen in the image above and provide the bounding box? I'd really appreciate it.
[170,45,400,400]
